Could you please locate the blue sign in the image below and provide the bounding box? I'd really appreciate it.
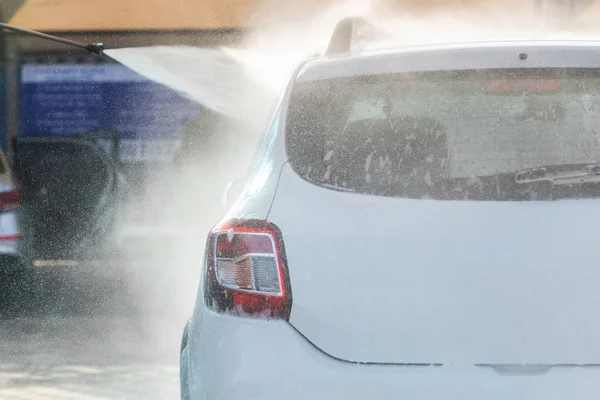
[20,64,201,162]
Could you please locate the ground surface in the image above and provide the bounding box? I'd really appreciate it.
[0,260,197,400]
[0,315,179,400]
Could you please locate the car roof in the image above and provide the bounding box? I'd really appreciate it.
[333,37,600,57]
[297,38,600,82]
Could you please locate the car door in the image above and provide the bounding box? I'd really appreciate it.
[12,131,123,262]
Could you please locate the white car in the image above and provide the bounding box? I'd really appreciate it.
[0,148,22,267]
[181,19,600,400]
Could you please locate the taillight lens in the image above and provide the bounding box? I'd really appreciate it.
[0,190,21,212]
[204,219,292,320]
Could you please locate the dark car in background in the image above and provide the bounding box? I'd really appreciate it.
[12,131,125,266]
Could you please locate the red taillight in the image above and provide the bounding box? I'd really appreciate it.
[0,190,21,212]
[204,219,292,320]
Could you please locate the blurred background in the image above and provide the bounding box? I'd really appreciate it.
[0,0,598,399]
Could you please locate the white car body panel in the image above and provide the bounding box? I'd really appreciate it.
[270,163,600,364]
[188,306,600,400]
[185,39,600,399]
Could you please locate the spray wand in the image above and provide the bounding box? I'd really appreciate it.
[0,22,104,55]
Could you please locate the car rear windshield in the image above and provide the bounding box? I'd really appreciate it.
[286,68,600,201]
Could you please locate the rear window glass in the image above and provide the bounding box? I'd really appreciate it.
[286,68,600,201]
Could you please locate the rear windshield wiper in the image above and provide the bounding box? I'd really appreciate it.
[515,163,600,184]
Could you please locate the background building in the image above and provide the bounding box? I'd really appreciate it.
[3,0,257,163]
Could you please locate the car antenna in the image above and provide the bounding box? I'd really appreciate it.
[0,22,104,55]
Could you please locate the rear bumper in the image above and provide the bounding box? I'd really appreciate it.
[0,211,21,257]
[0,238,20,256]
[187,307,600,400]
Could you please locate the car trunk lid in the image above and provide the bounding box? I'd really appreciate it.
[270,164,600,365]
